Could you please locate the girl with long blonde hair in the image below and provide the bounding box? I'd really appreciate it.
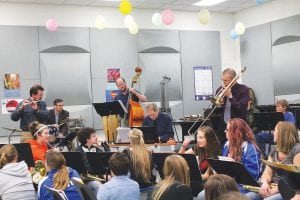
[152,154,193,200]
[38,151,83,200]
[123,128,152,189]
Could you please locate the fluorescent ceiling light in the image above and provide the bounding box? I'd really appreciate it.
[193,0,227,6]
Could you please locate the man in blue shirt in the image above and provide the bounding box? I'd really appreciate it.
[255,99,296,158]
[11,84,48,142]
[142,103,174,143]
[97,152,140,200]
[115,77,147,126]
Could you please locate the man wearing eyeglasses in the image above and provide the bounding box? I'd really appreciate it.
[47,98,69,137]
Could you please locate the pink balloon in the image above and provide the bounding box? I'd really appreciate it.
[162,9,174,25]
[46,18,58,32]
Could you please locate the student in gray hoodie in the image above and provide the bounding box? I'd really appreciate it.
[0,144,36,200]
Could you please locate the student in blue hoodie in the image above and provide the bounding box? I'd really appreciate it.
[38,151,83,200]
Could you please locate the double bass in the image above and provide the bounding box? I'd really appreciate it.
[122,67,144,127]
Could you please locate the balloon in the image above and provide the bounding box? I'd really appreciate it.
[235,21,246,35]
[152,12,162,26]
[230,29,238,40]
[256,0,266,4]
[94,15,106,30]
[198,9,211,25]
[128,22,139,35]
[162,9,174,25]
[119,0,132,15]
[124,15,135,28]
[46,18,58,32]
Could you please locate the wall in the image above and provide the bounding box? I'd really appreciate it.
[236,0,300,105]
[0,2,235,69]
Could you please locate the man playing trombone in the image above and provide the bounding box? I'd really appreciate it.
[213,68,250,145]
[11,84,48,141]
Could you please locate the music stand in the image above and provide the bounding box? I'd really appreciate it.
[93,101,127,142]
[207,158,259,187]
[253,112,284,154]
[130,126,159,144]
[61,152,87,175]
[86,152,114,180]
[0,143,35,167]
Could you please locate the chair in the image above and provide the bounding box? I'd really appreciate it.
[71,179,97,200]
[45,186,69,200]
[278,178,296,200]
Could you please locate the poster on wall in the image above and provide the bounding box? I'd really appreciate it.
[105,82,119,102]
[3,73,21,97]
[1,99,22,114]
[194,66,213,101]
[107,68,120,82]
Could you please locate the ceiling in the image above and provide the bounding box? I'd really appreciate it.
[0,0,275,13]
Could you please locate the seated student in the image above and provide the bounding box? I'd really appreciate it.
[202,174,240,200]
[246,121,300,200]
[142,103,174,143]
[152,154,193,200]
[223,118,262,181]
[0,144,35,200]
[255,99,296,158]
[123,128,153,189]
[215,191,249,200]
[179,126,221,181]
[26,121,50,161]
[38,151,83,200]
[76,127,108,194]
[97,152,140,200]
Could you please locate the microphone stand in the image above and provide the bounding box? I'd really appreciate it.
[8,129,17,144]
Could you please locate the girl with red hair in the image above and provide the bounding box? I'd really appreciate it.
[222,118,262,181]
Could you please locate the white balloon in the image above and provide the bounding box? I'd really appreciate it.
[235,22,246,35]
[94,15,106,29]
[152,12,162,26]
[124,15,135,28]
[128,22,139,35]
[198,9,211,25]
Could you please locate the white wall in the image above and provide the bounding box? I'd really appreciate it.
[234,0,300,69]
[0,2,236,71]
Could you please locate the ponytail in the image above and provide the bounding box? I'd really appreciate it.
[53,166,70,190]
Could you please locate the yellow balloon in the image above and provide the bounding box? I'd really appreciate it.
[198,9,211,25]
[119,0,132,15]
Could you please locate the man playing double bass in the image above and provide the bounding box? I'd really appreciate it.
[115,77,147,126]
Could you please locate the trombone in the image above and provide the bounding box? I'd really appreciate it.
[187,67,246,136]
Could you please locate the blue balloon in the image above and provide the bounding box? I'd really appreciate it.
[230,29,238,40]
[256,0,266,4]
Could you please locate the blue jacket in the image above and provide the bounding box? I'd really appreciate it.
[38,167,82,200]
[222,141,262,181]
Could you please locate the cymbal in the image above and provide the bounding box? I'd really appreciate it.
[2,127,22,132]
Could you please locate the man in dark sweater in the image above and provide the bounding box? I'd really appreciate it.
[142,103,174,143]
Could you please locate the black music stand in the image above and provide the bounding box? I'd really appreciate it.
[152,153,203,196]
[93,101,127,142]
[61,152,87,175]
[86,152,114,180]
[0,143,35,167]
[253,112,284,155]
[130,126,159,144]
[207,158,259,187]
